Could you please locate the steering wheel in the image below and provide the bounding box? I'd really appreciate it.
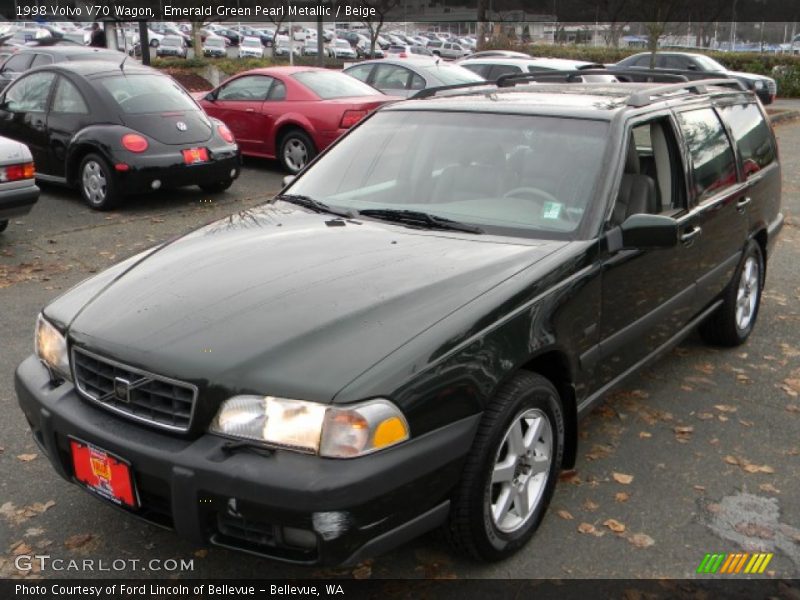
[503,187,560,205]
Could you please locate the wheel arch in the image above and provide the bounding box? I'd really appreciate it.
[518,348,578,470]
[274,117,315,150]
[752,227,768,280]
[65,142,110,187]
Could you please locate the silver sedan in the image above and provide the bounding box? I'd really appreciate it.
[0,136,39,233]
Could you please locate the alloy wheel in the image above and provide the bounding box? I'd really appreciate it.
[489,408,553,533]
[735,255,760,331]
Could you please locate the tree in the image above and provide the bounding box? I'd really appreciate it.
[593,0,630,48]
[631,0,690,68]
[357,0,401,57]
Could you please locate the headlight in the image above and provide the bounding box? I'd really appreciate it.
[35,314,71,382]
[754,80,765,89]
[209,396,409,458]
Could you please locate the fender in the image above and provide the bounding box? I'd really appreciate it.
[65,125,136,185]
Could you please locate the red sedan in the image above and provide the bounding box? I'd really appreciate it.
[195,67,397,173]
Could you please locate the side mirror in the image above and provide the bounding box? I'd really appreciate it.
[612,213,678,250]
[204,91,216,102]
[282,175,296,187]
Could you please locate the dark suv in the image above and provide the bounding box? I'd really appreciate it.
[16,75,783,565]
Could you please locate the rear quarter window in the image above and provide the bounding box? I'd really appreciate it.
[718,103,776,178]
[677,108,737,202]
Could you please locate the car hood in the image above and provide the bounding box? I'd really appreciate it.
[65,203,565,404]
[727,70,774,83]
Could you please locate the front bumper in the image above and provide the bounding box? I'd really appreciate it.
[0,181,39,220]
[15,356,478,565]
[110,147,241,195]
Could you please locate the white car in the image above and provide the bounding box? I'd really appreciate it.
[332,39,357,59]
[239,36,265,58]
[0,136,39,233]
[458,57,618,82]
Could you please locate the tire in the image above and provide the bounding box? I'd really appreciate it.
[699,240,764,347]
[78,153,119,211]
[199,179,234,193]
[445,371,564,561]
[278,130,316,174]
[150,39,159,48]
[0,219,8,233]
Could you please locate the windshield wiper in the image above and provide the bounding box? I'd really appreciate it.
[275,194,354,219]
[357,209,483,234]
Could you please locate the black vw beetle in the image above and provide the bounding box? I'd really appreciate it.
[0,61,241,209]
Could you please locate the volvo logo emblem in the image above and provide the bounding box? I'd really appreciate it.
[113,377,132,403]
[176,121,188,131]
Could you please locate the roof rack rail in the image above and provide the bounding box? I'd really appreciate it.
[411,81,498,100]
[494,68,689,87]
[626,78,747,107]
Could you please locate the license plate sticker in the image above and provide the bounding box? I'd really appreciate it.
[182,147,209,164]
[69,438,138,508]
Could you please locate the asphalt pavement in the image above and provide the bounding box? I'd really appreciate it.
[1,126,799,580]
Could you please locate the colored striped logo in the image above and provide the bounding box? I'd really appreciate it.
[696,552,773,574]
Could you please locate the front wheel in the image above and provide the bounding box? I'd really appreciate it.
[279,130,316,174]
[79,154,119,210]
[445,371,564,561]
[150,39,159,48]
[700,240,764,346]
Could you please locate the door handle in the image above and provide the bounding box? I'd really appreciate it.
[737,196,752,212]
[680,226,702,244]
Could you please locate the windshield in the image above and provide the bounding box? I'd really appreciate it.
[420,64,484,84]
[693,55,727,71]
[101,74,199,114]
[292,70,379,99]
[284,111,609,239]
[335,40,350,48]
[206,38,224,47]
[243,39,260,47]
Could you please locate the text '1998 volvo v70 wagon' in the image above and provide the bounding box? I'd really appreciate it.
[16,73,783,565]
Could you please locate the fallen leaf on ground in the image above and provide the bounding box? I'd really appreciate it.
[557,510,574,520]
[352,562,372,579]
[639,431,652,439]
[734,522,775,539]
[759,483,780,494]
[615,492,630,503]
[64,534,93,550]
[9,541,32,556]
[627,533,655,548]
[742,463,775,474]
[559,470,581,485]
[25,527,45,537]
[604,518,626,533]
[578,522,603,536]
[16,454,37,462]
[697,412,714,420]
[714,404,738,413]
[612,472,634,485]
[695,363,715,375]
[586,444,613,461]
[583,499,600,512]
[786,404,800,414]
[739,419,754,427]
[693,485,706,492]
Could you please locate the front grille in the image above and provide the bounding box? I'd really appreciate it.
[767,80,777,95]
[72,347,198,432]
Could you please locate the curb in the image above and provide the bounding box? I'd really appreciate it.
[768,109,800,125]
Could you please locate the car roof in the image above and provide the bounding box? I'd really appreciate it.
[11,45,116,57]
[35,60,155,78]
[382,82,751,120]
[460,57,595,68]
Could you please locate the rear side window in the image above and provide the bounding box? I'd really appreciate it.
[677,108,737,202]
[718,103,776,178]
[4,71,55,112]
[52,77,88,114]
